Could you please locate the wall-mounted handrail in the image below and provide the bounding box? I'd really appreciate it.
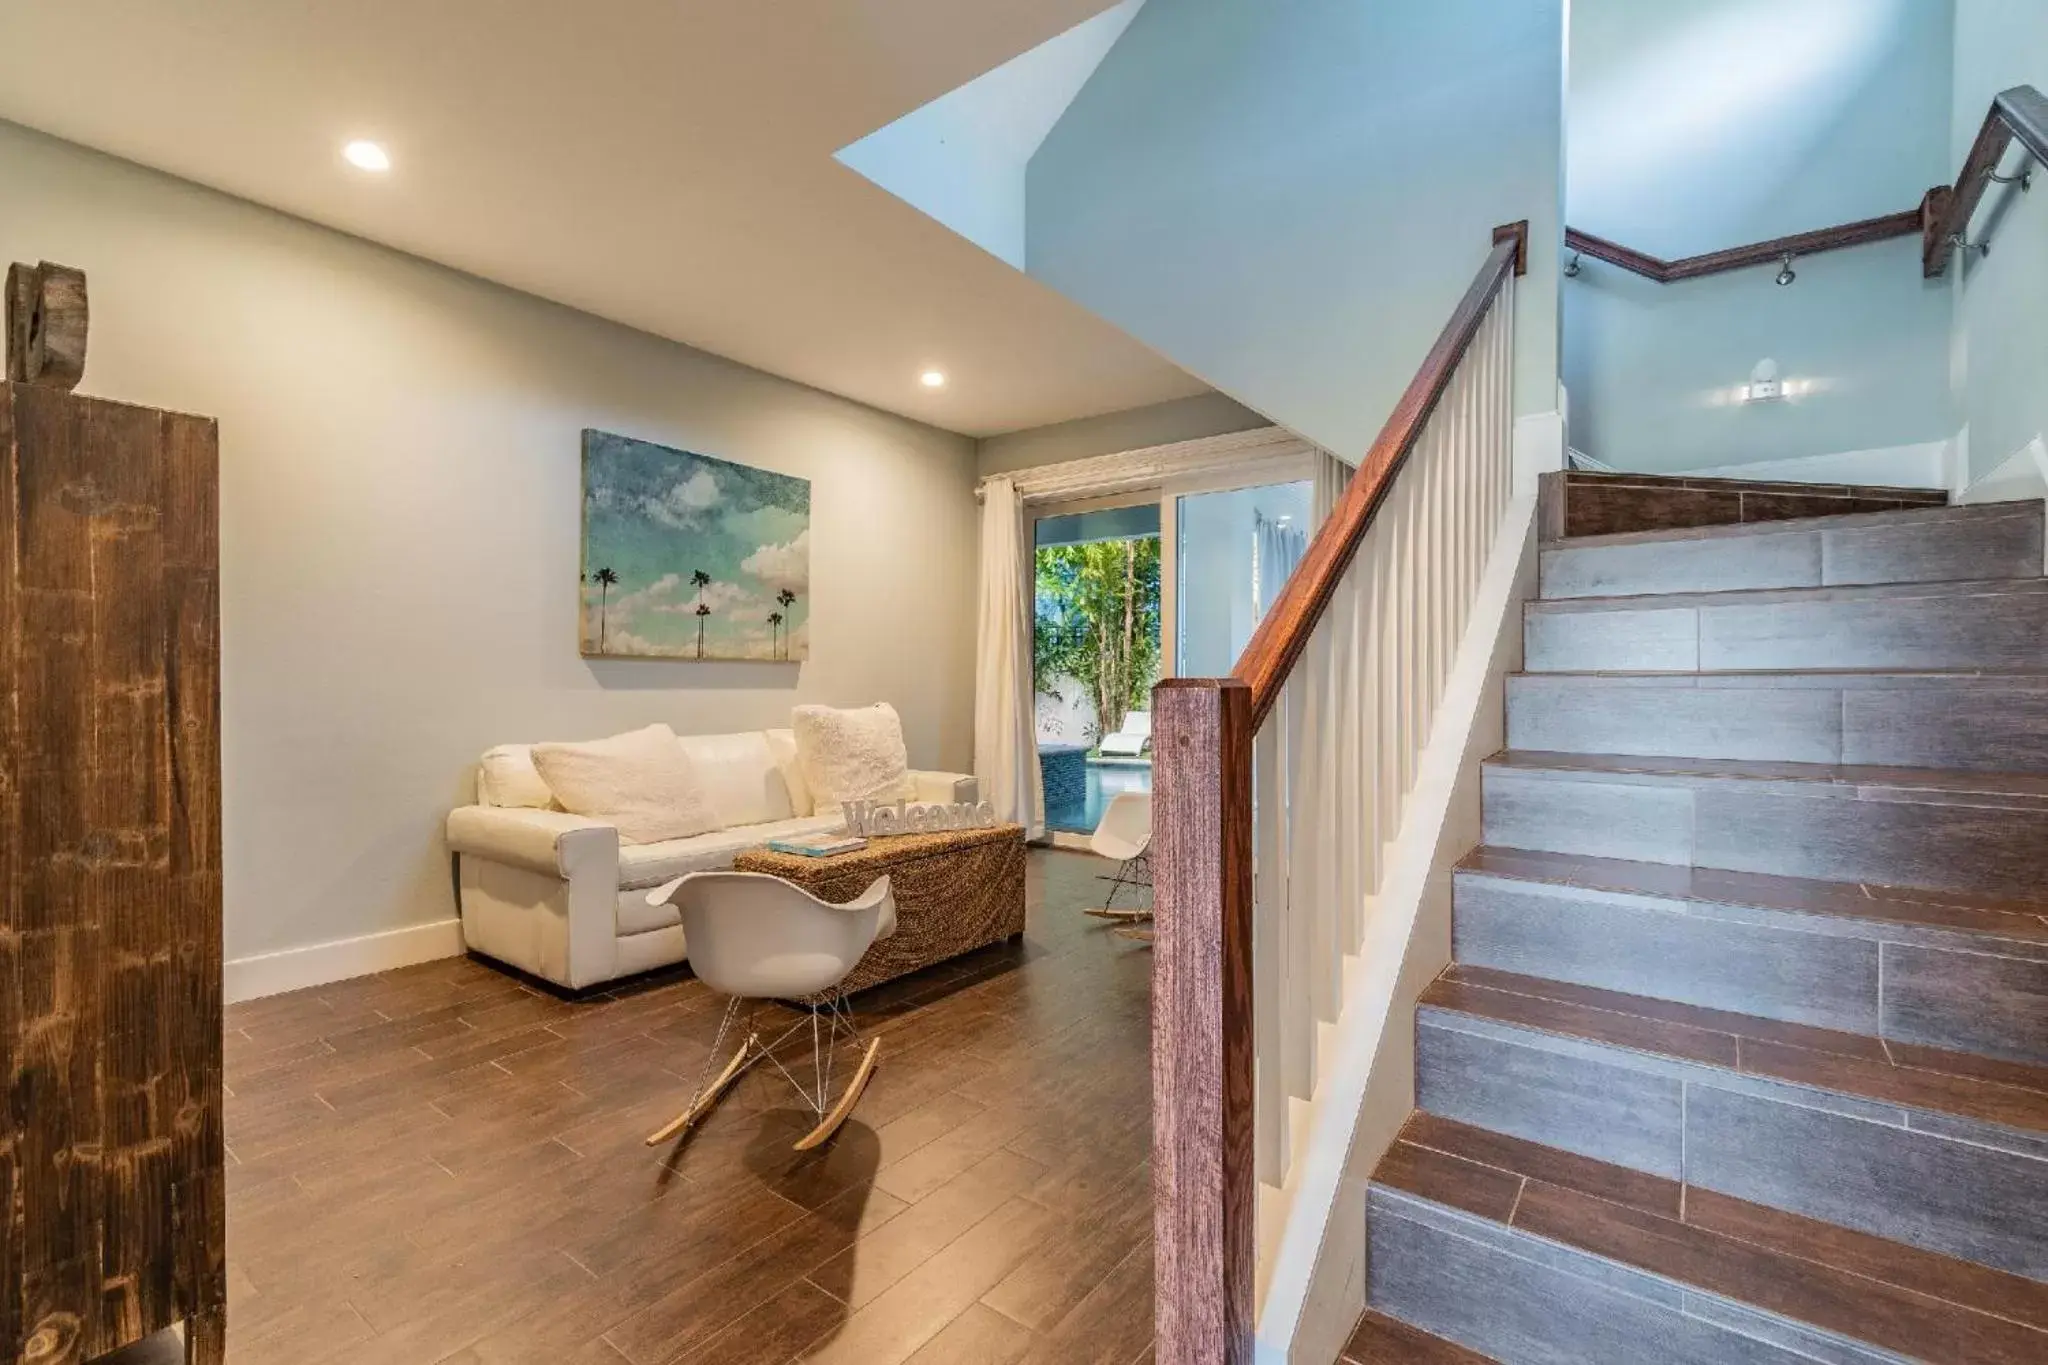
[1233,222,1526,723]
[1151,222,1525,1365]
[1563,85,2045,287]
[1564,211,1921,284]
[1924,84,2048,277]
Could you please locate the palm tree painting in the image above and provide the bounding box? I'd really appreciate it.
[579,430,810,660]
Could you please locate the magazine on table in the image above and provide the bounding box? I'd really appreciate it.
[766,832,869,858]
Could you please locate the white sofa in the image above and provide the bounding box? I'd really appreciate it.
[445,727,976,990]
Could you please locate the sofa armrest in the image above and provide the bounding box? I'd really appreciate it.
[908,770,979,806]
[446,805,620,881]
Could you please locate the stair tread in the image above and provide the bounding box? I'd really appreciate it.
[1527,573,2048,614]
[1542,496,2034,551]
[1485,749,2048,801]
[1341,1309,1497,1364]
[1371,1112,2048,1363]
[1420,964,2048,1136]
[1456,844,2048,944]
[1540,497,2031,556]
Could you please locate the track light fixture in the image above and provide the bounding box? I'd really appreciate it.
[1774,253,1797,287]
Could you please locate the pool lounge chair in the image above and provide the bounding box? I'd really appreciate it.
[1098,711,1151,757]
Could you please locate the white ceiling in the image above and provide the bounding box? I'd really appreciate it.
[0,0,1207,437]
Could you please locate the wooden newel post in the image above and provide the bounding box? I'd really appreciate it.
[1151,677,1257,1365]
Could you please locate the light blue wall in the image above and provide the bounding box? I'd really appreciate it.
[834,1,1145,270]
[1950,1,2048,481]
[1566,0,1956,473]
[1024,0,1564,457]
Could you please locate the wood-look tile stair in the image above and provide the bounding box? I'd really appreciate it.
[1356,477,2048,1362]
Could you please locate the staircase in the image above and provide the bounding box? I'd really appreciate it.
[1349,473,2048,1363]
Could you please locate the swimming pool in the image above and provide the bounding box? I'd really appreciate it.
[1044,755,1153,834]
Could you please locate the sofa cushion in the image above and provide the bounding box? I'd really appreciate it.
[676,731,795,830]
[614,814,843,890]
[763,728,815,817]
[615,884,682,937]
[531,724,718,845]
[477,744,556,809]
[791,703,916,812]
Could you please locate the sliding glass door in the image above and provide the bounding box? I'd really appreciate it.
[1026,460,1315,836]
[1030,496,1163,834]
[1167,478,1314,678]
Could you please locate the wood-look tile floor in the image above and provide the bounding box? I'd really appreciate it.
[103,849,1154,1365]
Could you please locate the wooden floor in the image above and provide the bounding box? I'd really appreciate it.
[106,850,1155,1365]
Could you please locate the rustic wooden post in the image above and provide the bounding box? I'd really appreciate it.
[1151,677,1256,1365]
[2,382,224,1364]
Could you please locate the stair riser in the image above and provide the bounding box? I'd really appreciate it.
[1368,1194,1908,1365]
[1482,767,2048,901]
[1540,505,2043,599]
[1554,474,1946,540]
[1525,586,2048,672]
[1507,675,2048,772]
[1414,1014,2048,1280]
[1453,873,2048,1063]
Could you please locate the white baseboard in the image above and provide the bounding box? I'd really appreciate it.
[1677,438,1950,489]
[1254,494,1539,1364]
[226,917,466,1003]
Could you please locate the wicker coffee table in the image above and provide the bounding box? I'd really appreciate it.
[733,823,1027,997]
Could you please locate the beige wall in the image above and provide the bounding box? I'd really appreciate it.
[0,120,979,964]
[976,390,1269,477]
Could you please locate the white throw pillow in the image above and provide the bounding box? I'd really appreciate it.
[763,728,816,817]
[476,744,556,809]
[791,703,916,813]
[530,724,718,845]
[676,731,794,829]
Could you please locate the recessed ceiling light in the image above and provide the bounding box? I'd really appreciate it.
[342,139,391,173]
[920,370,946,388]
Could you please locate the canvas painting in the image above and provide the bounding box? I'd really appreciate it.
[580,430,811,660]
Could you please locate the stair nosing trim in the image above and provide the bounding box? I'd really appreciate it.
[1525,574,2048,614]
[1369,1181,1976,1365]
[1479,752,2048,804]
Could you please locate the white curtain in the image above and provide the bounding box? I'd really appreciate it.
[1255,514,1308,618]
[1313,447,1355,525]
[975,477,1044,838]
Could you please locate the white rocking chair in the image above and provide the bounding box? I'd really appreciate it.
[1084,791,1153,926]
[641,870,896,1152]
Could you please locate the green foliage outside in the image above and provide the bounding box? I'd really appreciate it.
[1034,535,1162,743]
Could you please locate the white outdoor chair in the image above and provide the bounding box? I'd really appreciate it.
[1098,710,1152,757]
[1085,791,1153,925]
[641,870,896,1152]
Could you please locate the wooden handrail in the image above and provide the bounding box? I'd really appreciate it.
[1564,85,2045,286]
[1232,221,1527,726]
[1925,84,2048,277]
[1565,210,1922,284]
